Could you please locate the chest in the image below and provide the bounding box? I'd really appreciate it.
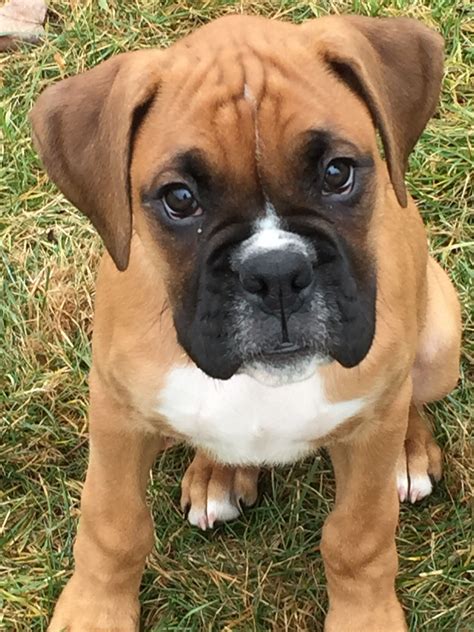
[155,366,365,465]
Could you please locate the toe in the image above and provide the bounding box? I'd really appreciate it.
[408,473,433,503]
[234,467,259,507]
[206,496,241,527]
[186,464,211,530]
[402,406,442,504]
[396,451,409,503]
[397,471,409,503]
[405,438,431,503]
[206,466,241,527]
[181,453,259,530]
[426,440,443,482]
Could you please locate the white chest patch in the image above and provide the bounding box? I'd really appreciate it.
[156,366,365,465]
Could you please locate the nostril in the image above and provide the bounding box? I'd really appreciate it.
[292,266,313,291]
[240,272,266,295]
[238,249,313,302]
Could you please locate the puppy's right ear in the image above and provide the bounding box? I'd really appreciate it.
[30,51,162,270]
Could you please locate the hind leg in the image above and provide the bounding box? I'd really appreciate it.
[396,406,442,503]
[412,257,461,404]
[397,257,461,503]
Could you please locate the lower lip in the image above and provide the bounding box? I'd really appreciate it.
[263,344,307,357]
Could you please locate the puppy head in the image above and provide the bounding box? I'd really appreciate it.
[30,15,443,383]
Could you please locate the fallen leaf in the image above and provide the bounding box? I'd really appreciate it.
[53,50,65,71]
[0,0,47,52]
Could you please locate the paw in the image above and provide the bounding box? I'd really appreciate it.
[48,575,139,632]
[325,598,406,632]
[396,423,442,504]
[181,452,259,530]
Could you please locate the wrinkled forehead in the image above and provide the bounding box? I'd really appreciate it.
[134,23,377,190]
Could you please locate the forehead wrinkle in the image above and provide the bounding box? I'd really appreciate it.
[248,39,317,99]
[241,47,267,103]
[166,53,220,110]
[203,99,257,190]
[238,49,275,203]
[189,47,268,195]
[241,46,317,147]
[164,43,322,210]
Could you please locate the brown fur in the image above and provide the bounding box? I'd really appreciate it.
[30,14,461,632]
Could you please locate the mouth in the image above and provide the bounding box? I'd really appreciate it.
[257,341,318,373]
[242,345,321,386]
[261,342,310,358]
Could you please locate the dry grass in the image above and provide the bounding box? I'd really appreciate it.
[1,1,473,630]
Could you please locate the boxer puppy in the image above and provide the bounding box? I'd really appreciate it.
[30,14,461,632]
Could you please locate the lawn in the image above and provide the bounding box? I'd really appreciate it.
[1,1,472,630]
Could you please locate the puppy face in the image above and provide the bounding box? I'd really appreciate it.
[132,23,379,382]
[31,15,443,384]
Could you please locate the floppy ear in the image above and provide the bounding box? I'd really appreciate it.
[30,50,162,270]
[303,16,444,207]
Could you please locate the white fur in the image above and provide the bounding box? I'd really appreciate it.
[244,356,323,386]
[234,203,310,264]
[188,496,240,530]
[396,470,409,503]
[263,201,278,220]
[243,82,262,174]
[207,498,240,525]
[243,83,254,104]
[187,506,207,531]
[397,469,433,503]
[156,366,365,466]
[409,474,433,503]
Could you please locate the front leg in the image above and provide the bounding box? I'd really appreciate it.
[49,373,164,632]
[322,386,410,632]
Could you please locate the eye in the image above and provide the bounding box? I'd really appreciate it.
[322,159,354,195]
[161,185,202,220]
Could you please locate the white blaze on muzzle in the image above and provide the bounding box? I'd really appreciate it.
[233,203,314,267]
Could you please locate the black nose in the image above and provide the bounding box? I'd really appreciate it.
[239,249,314,313]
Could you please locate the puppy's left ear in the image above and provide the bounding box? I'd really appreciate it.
[304,16,444,207]
[30,50,162,270]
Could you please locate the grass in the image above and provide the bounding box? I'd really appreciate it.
[1,0,472,630]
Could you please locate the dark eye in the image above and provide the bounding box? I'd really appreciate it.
[162,185,202,220]
[322,159,354,195]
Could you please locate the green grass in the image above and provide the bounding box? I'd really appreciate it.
[1,1,472,630]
